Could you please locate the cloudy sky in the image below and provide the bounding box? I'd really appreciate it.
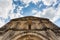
[0,0,60,27]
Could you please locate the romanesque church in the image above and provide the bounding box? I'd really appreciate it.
[0,16,60,40]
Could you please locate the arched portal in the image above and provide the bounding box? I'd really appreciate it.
[17,35,42,40]
[12,34,43,40]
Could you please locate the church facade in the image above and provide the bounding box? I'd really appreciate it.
[0,16,60,40]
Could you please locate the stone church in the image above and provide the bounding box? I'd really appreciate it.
[0,16,60,40]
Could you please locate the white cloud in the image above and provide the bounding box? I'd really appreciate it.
[33,7,60,22]
[56,4,60,16]
[20,0,41,8]
[32,0,41,4]
[0,0,12,27]
[0,0,60,27]
[42,0,57,6]
[33,11,41,17]
[20,0,39,8]
[32,9,37,13]
[0,19,5,28]
[53,4,60,22]
[0,0,12,19]
[9,13,23,19]
[42,4,60,22]
[0,0,9,8]
[21,0,31,4]
[52,4,60,22]
[32,9,41,17]
[41,7,56,21]
[21,0,41,5]
[0,0,23,22]
[9,4,24,19]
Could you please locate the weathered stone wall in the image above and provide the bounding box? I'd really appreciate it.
[0,16,60,40]
[0,30,59,40]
